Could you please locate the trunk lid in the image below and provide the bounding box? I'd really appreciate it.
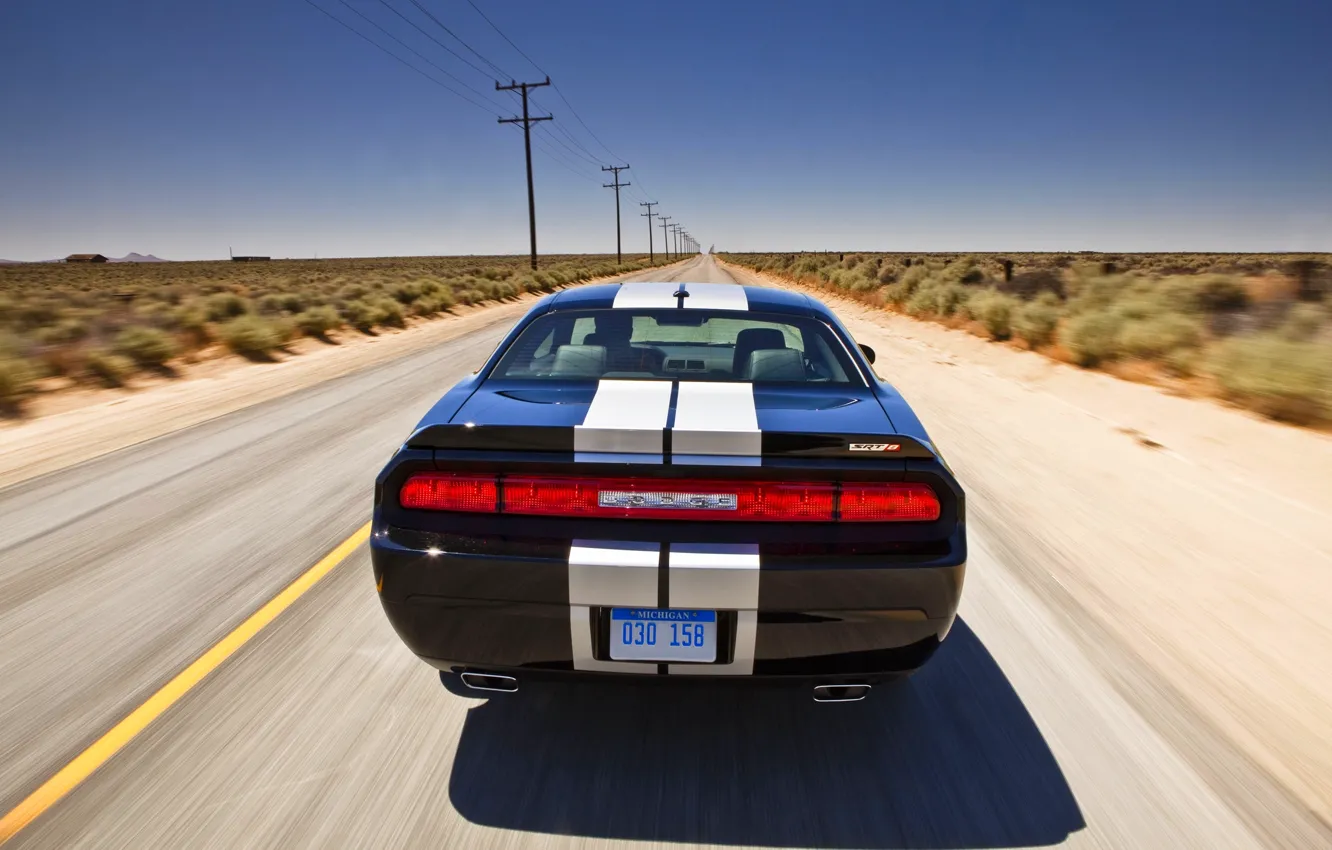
[407,380,936,460]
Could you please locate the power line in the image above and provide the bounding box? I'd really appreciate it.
[375,0,496,80]
[406,0,510,78]
[524,92,612,166]
[601,165,630,264]
[543,117,609,166]
[549,86,625,164]
[299,0,499,116]
[333,0,505,110]
[459,0,668,216]
[460,0,629,168]
[462,0,544,75]
[536,122,605,168]
[521,126,600,183]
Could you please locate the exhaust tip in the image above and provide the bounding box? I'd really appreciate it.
[459,672,518,693]
[812,683,871,703]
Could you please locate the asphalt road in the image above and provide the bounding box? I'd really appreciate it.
[0,256,1324,848]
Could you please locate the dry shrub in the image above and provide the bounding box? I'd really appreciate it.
[340,300,382,332]
[1279,303,1328,341]
[998,270,1063,300]
[258,293,303,315]
[34,319,89,345]
[0,354,35,406]
[1245,273,1298,304]
[1064,272,1134,313]
[1158,274,1248,313]
[86,349,134,387]
[219,315,291,357]
[965,289,1021,340]
[206,292,249,321]
[1013,294,1061,348]
[1117,313,1201,359]
[173,302,210,344]
[1061,309,1124,367]
[1209,335,1332,424]
[1164,346,1201,378]
[295,305,341,337]
[374,298,406,328]
[114,326,175,367]
[905,280,969,318]
[38,343,87,378]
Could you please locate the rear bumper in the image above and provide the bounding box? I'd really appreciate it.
[372,524,965,681]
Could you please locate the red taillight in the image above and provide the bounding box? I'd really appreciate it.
[839,483,941,522]
[399,474,497,512]
[399,475,937,522]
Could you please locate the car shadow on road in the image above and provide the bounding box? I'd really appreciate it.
[447,618,1084,848]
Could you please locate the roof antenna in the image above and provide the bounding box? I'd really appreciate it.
[673,283,689,308]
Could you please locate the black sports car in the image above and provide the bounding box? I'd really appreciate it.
[372,281,965,702]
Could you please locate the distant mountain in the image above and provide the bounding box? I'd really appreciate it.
[0,259,21,264]
[110,252,168,263]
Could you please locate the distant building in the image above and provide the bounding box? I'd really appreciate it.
[229,247,270,262]
[65,253,107,263]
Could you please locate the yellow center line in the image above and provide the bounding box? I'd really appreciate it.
[0,521,373,845]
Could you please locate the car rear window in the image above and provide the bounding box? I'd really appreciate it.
[492,309,862,384]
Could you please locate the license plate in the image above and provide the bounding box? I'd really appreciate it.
[609,608,717,663]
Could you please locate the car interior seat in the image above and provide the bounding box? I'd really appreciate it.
[731,327,788,377]
[744,348,806,381]
[550,344,606,378]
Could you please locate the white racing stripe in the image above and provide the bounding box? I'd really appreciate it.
[612,282,680,309]
[676,283,748,311]
[612,282,749,311]
[568,541,659,674]
[574,379,671,462]
[671,382,761,463]
[668,543,760,675]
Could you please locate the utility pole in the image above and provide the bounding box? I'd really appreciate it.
[670,223,681,258]
[497,76,552,270]
[639,201,657,263]
[601,165,630,265]
[658,215,672,262]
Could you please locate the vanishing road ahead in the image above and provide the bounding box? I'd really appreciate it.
[1,256,1328,848]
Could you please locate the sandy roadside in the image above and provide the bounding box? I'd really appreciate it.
[722,258,1332,824]
[0,297,539,490]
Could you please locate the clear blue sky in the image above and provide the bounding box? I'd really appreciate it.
[2,0,1329,260]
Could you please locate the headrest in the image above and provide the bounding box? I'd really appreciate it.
[734,327,787,351]
[550,344,606,378]
[745,347,805,381]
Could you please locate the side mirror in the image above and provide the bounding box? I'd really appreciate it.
[858,343,876,364]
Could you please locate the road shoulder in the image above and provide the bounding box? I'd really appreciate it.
[0,300,534,491]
